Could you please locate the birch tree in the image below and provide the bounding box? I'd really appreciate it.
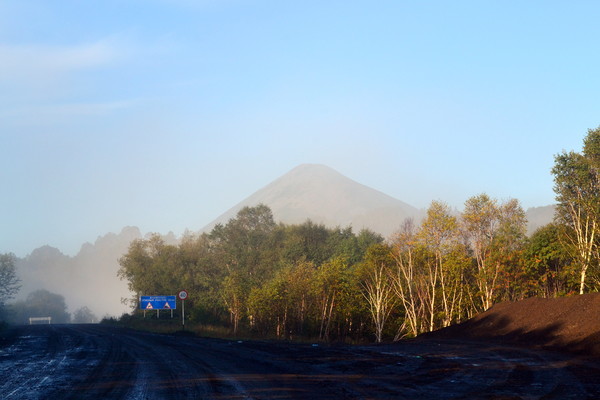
[418,201,465,328]
[390,219,422,338]
[315,257,349,341]
[462,195,526,311]
[360,244,396,343]
[552,127,600,294]
[462,194,499,311]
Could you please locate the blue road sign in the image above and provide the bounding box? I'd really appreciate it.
[140,295,177,310]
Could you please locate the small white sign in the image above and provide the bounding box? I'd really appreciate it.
[178,290,188,300]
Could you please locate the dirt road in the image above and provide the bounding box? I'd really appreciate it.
[1,324,599,399]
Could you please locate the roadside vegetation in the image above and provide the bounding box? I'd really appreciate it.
[2,127,598,342]
[0,255,97,325]
[114,127,600,343]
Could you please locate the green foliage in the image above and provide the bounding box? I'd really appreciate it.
[0,253,21,309]
[462,195,527,310]
[313,257,357,340]
[281,221,331,265]
[552,126,600,293]
[8,289,71,324]
[358,243,396,342]
[115,141,598,343]
[117,201,583,342]
[72,306,98,323]
[523,224,577,297]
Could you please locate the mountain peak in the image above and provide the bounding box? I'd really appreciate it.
[285,163,342,175]
[204,164,419,238]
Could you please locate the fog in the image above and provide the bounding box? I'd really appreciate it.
[13,227,148,319]
[9,165,557,323]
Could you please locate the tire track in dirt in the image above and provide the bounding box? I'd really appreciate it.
[2,325,600,399]
[0,325,93,399]
[63,325,141,399]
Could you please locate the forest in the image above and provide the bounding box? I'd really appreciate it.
[115,127,599,342]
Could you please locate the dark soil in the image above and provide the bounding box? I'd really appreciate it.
[2,294,600,398]
[425,292,600,357]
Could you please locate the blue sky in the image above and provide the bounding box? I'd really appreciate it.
[1,1,598,257]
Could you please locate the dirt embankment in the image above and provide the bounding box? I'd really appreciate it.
[426,292,600,356]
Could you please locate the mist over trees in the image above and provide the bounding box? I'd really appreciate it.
[0,254,21,305]
[14,227,141,319]
[2,251,103,325]
[0,253,21,322]
[7,289,71,324]
[115,127,600,342]
[72,306,98,323]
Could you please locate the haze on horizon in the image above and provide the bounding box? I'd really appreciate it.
[2,1,599,258]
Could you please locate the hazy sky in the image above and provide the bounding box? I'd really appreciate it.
[1,1,598,257]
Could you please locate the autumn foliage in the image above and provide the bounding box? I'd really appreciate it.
[118,128,600,342]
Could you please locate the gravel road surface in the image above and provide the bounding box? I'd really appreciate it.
[1,324,599,399]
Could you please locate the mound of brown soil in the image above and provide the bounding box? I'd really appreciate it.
[426,293,600,356]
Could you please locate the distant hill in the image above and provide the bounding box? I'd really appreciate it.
[203,164,421,238]
[13,164,556,319]
[525,205,556,235]
[15,227,143,319]
[204,164,555,238]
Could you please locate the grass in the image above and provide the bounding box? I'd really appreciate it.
[101,312,372,344]
[101,314,241,339]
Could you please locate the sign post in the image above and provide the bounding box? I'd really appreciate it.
[178,290,188,330]
[140,295,177,319]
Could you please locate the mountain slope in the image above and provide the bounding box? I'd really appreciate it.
[204,164,421,238]
[205,164,556,238]
[12,165,556,320]
[525,205,556,235]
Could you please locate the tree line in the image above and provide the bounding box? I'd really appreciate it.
[117,127,600,342]
[115,200,569,342]
[1,253,97,324]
